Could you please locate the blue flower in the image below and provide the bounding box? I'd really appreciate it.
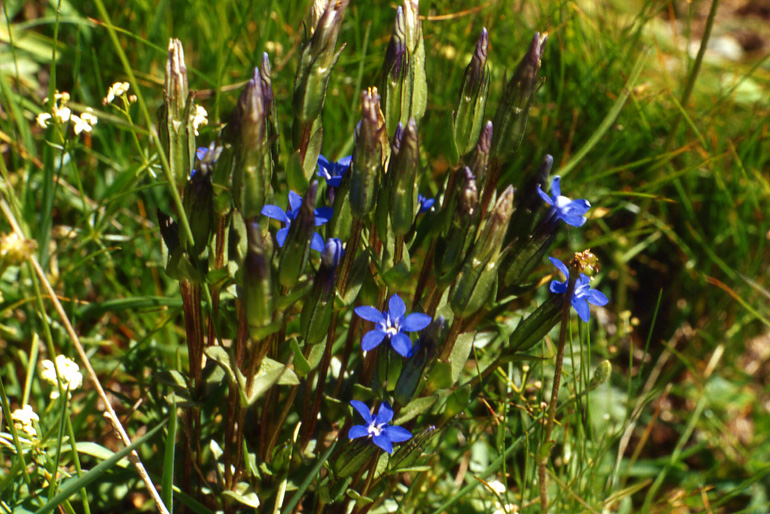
[349,400,412,454]
[317,154,351,188]
[417,194,435,213]
[537,176,590,227]
[261,191,334,252]
[354,294,432,357]
[549,257,609,322]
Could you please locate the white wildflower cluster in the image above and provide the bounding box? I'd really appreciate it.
[36,91,98,135]
[486,479,519,514]
[11,404,39,438]
[103,81,131,105]
[192,105,208,135]
[41,355,84,399]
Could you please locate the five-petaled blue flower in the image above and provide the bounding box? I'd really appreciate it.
[261,191,334,252]
[417,194,435,213]
[537,176,591,227]
[355,294,431,357]
[349,400,412,454]
[317,154,351,188]
[549,257,609,322]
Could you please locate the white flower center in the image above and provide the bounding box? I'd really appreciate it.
[367,422,382,437]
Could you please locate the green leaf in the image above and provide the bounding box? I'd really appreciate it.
[75,442,130,468]
[449,332,475,384]
[161,398,177,512]
[394,394,438,425]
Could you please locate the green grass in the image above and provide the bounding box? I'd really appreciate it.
[2,0,770,512]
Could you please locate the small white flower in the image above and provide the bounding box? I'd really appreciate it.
[191,105,208,135]
[80,111,99,127]
[54,106,72,123]
[41,355,84,399]
[103,81,130,105]
[36,113,52,128]
[72,112,98,135]
[488,480,506,495]
[11,404,39,438]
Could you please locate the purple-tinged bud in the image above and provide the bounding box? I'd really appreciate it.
[490,33,547,167]
[391,122,405,156]
[435,167,479,285]
[464,121,492,188]
[395,316,444,405]
[231,68,272,219]
[260,52,281,168]
[165,39,188,125]
[388,118,420,236]
[321,237,344,270]
[451,29,490,162]
[384,8,407,79]
[350,88,387,219]
[403,0,420,50]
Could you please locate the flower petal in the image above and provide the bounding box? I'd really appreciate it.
[327,176,342,188]
[262,204,289,222]
[536,185,554,206]
[276,227,289,248]
[355,306,386,324]
[337,155,352,167]
[388,294,406,321]
[372,434,393,454]
[549,256,569,278]
[402,313,431,332]
[361,329,386,351]
[550,279,568,294]
[559,213,587,227]
[311,232,326,252]
[348,425,369,440]
[382,425,412,443]
[572,297,590,322]
[390,332,413,357]
[551,176,562,198]
[376,402,394,424]
[314,207,334,226]
[318,154,331,169]
[588,288,609,307]
[288,191,303,213]
[350,401,373,423]
[565,198,591,215]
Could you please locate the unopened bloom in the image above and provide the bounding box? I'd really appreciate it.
[549,256,608,322]
[261,191,333,251]
[349,401,412,454]
[317,154,351,187]
[11,404,39,438]
[537,176,590,227]
[355,294,431,357]
[103,81,130,105]
[41,355,84,399]
[191,105,208,135]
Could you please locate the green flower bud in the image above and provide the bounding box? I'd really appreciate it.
[465,120,492,189]
[278,182,320,288]
[435,167,478,284]
[395,316,443,406]
[590,360,612,389]
[300,238,343,344]
[181,163,214,258]
[449,186,513,318]
[388,118,420,236]
[333,438,377,479]
[508,293,563,352]
[160,38,195,193]
[231,67,273,219]
[389,424,437,472]
[292,0,348,180]
[451,29,490,162]
[489,33,546,168]
[243,220,274,338]
[260,53,281,171]
[350,88,387,220]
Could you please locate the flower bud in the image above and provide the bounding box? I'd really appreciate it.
[292,0,348,180]
[590,360,612,389]
[465,121,492,188]
[389,424,437,472]
[449,186,513,318]
[489,33,546,168]
[260,53,281,170]
[435,167,477,284]
[243,220,274,337]
[333,438,377,479]
[388,118,420,236]
[451,29,490,162]
[504,154,552,246]
[507,293,563,352]
[231,68,273,219]
[300,238,343,344]
[181,162,214,257]
[350,89,387,219]
[160,39,195,193]
[395,316,444,405]
[381,1,428,136]
[278,182,320,288]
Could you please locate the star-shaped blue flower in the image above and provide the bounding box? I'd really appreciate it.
[549,256,609,322]
[537,176,591,227]
[317,154,351,188]
[349,400,412,454]
[261,191,334,252]
[354,294,432,357]
[417,194,435,213]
